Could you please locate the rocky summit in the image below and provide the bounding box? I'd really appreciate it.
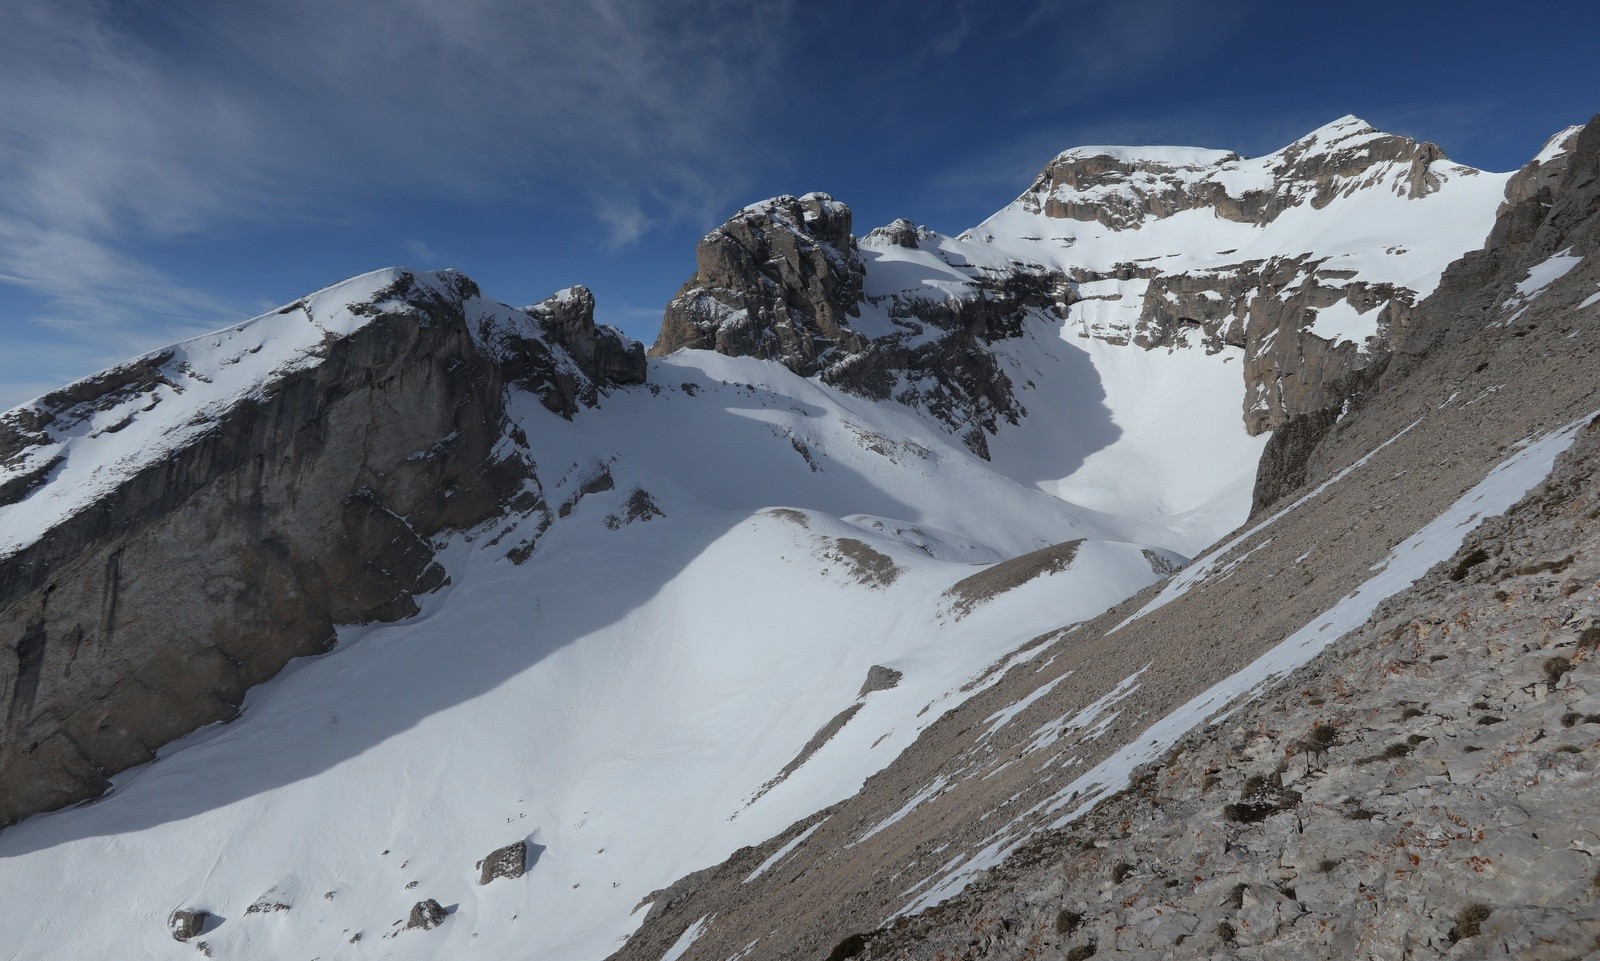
[0,115,1597,961]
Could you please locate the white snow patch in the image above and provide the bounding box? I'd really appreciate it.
[854,776,951,846]
[1308,299,1381,349]
[982,672,1074,738]
[743,823,823,883]
[660,914,714,961]
[1513,248,1583,299]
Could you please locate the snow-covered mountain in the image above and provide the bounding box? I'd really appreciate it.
[0,116,1583,961]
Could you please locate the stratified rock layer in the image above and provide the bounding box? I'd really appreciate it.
[653,194,1073,456]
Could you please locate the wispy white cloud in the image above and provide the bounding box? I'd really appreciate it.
[399,239,442,266]
[596,202,654,250]
[0,0,796,382]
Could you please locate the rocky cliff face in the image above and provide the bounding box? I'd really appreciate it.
[1129,257,1409,441]
[653,193,868,373]
[1021,118,1476,441]
[606,116,1600,961]
[0,269,644,825]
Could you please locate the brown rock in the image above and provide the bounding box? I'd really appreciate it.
[652,193,867,375]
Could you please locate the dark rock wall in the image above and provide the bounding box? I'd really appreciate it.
[652,194,1073,458]
[1130,258,1411,438]
[0,271,642,825]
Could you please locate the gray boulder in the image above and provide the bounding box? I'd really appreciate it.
[406,898,447,930]
[168,908,208,942]
[478,840,528,885]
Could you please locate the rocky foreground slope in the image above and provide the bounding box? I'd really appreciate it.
[611,119,1600,960]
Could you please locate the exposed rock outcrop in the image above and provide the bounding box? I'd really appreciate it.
[168,908,209,942]
[527,285,647,406]
[1257,113,1600,513]
[652,193,867,374]
[1129,257,1409,437]
[648,118,1469,460]
[652,193,1072,457]
[0,268,645,825]
[858,666,904,697]
[478,840,528,885]
[841,262,1072,458]
[863,219,925,249]
[1020,116,1449,230]
[406,898,447,930]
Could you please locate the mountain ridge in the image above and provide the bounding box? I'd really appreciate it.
[0,114,1592,961]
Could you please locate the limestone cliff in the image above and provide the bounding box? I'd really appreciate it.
[652,193,1072,457]
[0,268,644,824]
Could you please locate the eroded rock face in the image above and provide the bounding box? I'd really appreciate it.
[652,193,867,374]
[647,119,1466,461]
[842,263,1073,458]
[0,269,645,825]
[1255,112,1600,513]
[1130,257,1410,435]
[862,218,923,249]
[529,286,647,400]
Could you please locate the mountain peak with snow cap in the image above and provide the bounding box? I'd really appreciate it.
[1009,116,1467,231]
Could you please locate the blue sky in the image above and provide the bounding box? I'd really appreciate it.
[2,0,1597,409]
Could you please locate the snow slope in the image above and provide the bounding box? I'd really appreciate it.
[0,347,1208,961]
[970,115,1509,302]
